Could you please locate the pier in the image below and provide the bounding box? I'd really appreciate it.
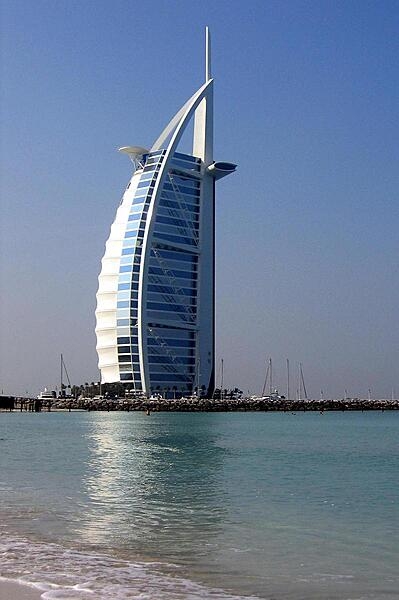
[0,395,44,412]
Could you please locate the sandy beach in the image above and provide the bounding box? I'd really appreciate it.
[0,581,42,600]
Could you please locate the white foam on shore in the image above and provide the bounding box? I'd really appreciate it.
[0,535,259,600]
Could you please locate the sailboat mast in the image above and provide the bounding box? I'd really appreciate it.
[269,358,273,396]
[60,354,63,396]
[300,363,308,400]
[221,358,224,399]
[286,358,290,400]
[298,363,301,401]
[63,358,71,389]
[261,359,270,397]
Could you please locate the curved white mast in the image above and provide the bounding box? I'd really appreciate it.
[206,26,211,82]
[193,27,213,164]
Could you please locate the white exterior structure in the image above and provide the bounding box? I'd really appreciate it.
[96,29,236,397]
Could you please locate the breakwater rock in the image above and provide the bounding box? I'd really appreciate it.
[38,396,399,412]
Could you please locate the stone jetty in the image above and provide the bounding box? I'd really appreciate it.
[2,395,398,412]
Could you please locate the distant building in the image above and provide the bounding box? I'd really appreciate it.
[95,29,236,397]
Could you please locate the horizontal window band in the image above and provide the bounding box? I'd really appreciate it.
[117,301,130,309]
[147,338,195,347]
[155,215,199,229]
[147,292,195,305]
[117,319,135,326]
[147,151,165,158]
[152,248,198,262]
[147,311,195,323]
[116,326,131,336]
[170,165,201,177]
[158,199,199,213]
[137,180,153,189]
[157,211,199,226]
[125,222,140,232]
[164,183,200,196]
[124,231,138,239]
[154,232,197,246]
[128,213,142,222]
[130,200,145,209]
[148,374,193,382]
[160,190,199,202]
[148,274,197,288]
[147,284,196,297]
[119,355,133,363]
[117,346,131,354]
[139,172,155,181]
[149,257,197,272]
[168,176,200,190]
[158,203,199,218]
[147,301,195,312]
[148,355,196,364]
[120,255,134,265]
[147,327,195,338]
[173,152,201,164]
[117,337,138,344]
[149,266,197,280]
[133,192,149,200]
[122,240,140,250]
[153,224,199,239]
[117,291,131,301]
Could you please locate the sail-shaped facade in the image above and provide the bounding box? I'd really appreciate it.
[95,30,236,397]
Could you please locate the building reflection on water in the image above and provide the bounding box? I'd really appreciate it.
[75,413,229,564]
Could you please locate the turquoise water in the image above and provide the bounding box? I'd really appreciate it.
[0,411,398,599]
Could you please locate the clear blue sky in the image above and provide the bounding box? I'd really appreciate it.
[1,0,398,398]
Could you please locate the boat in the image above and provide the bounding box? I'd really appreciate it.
[37,388,54,400]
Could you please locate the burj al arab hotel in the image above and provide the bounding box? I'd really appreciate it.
[95,29,236,397]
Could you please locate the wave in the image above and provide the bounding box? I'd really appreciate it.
[0,535,259,599]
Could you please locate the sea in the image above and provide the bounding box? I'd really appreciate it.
[0,410,398,599]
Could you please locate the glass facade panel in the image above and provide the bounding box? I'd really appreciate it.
[96,149,202,394]
[120,255,134,265]
[121,373,134,381]
[125,222,139,232]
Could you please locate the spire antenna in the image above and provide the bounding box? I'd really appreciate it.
[205,26,211,82]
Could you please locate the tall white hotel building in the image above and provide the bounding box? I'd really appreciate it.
[95,29,236,397]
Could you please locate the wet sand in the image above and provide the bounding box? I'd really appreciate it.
[0,580,42,600]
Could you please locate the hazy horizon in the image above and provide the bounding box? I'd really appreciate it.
[1,0,398,398]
